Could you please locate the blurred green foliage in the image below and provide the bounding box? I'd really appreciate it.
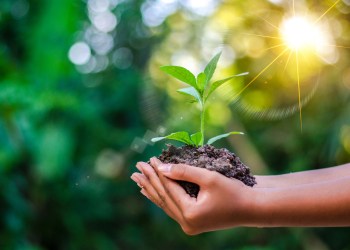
[0,0,350,249]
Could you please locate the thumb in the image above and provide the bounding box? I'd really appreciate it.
[151,157,212,184]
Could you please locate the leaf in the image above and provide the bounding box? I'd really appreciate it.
[233,72,250,77]
[151,131,194,145]
[151,137,166,143]
[204,52,221,87]
[205,72,249,100]
[196,72,206,92]
[160,66,197,89]
[190,132,203,146]
[207,131,244,145]
[177,87,202,104]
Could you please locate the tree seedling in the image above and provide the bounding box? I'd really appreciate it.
[151,52,248,146]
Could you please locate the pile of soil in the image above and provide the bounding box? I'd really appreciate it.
[157,144,256,197]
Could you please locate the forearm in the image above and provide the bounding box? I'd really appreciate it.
[255,163,350,188]
[249,176,350,227]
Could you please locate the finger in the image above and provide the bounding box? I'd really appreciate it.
[131,173,161,205]
[133,164,184,222]
[139,186,180,223]
[150,158,212,186]
[135,163,143,173]
[131,173,159,200]
[150,157,195,211]
[137,162,171,210]
[136,162,165,196]
[140,186,150,199]
[139,161,188,220]
[137,163,180,211]
[131,172,178,220]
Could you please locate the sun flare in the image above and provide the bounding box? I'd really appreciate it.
[280,16,327,52]
[235,1,343,131]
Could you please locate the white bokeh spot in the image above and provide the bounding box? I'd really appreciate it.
[68,42,91,65]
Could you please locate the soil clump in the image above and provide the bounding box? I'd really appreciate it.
[157,144,256,197]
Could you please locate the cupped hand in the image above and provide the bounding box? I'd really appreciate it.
[131,158,259,235]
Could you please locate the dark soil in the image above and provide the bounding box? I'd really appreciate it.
[157,144,256,197]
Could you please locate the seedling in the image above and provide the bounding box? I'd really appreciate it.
[151,52,248,146]
[149,53,256,197]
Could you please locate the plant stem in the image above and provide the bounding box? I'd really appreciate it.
[200,101,205,146]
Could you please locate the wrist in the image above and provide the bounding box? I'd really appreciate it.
[239,186,274,227]
[234,185,268,227]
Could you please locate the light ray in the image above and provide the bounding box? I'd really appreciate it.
[231,73,320,121]
[262,44,285,52]
[313,0,341,24]
[283,50,293,74]
[324,44,350,49]
[295,51,303,131]
[293,0,296,16]
[257,16,281,31]
[229,48,288,102]
[243,33,283,40]
[231,0,344,129]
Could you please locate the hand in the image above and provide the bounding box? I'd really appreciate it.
[132,161,350,231]
[131,157,258,235]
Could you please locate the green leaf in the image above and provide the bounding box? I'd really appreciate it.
[196,72,206,92]
[160,66,197,89]
[190,132,203,146]
[151,137,166,143]
[177,87,202,104]
[207,132,244,145]
[151,131,194,145]
[204,52,221,87]
[205,72,249,100]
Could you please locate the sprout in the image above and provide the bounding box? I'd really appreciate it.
[152,52,248,146]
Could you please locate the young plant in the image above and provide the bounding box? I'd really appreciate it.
[151,52,248,146]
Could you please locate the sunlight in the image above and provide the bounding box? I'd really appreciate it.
[280,16,327,51]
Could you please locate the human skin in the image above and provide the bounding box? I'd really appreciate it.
[130,159,350,235]
[255,163,350,188]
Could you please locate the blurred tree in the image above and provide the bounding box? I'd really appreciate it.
[0,0,350,249]
[0,0,165,249]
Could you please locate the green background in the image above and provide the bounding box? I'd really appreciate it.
[1,0,350,249]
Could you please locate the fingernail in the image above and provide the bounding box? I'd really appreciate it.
[130,174,139,183]
[158,164,172,173]
[151,157,161,164]
[135,162,145,173]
